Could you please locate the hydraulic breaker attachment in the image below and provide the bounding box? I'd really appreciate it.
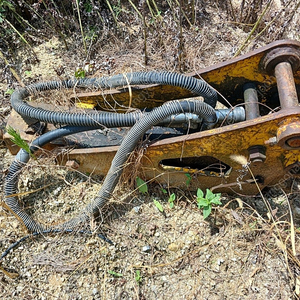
[4,40,300,195]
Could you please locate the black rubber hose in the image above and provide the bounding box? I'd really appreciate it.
[4,126,103,233]
[5,100,216,233]
[61,100,217,229]
[11,71,217,127]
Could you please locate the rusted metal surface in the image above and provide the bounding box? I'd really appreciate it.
[6,40,300,195]
[261,46,300,74]
[248,145,266,164]
[274,62,299,109]
[72,40,300,111]
[243,83,260,120]
[277,118,300,150]
[59,108,300,195]
[58,147,118,176]
[65,160,80,169]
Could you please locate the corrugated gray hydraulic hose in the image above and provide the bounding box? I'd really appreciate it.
[61,100,216,229]
[5,100,216,233]
[5,126,101,233]
[11,71,217,127]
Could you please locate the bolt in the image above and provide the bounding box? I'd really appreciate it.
[248,145,266,164]
[264,136,277,146]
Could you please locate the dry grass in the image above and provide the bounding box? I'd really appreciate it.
[1,0,300,299]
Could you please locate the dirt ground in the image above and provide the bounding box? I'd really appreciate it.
[1,1,300,299]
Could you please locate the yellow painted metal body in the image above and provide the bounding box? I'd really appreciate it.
[64,40,300,195]
[6,40,300,195]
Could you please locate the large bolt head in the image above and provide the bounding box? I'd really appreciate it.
[248,145,266,164]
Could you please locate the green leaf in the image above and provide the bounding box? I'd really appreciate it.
[135,270,142,283]
[161,188,167,194]
[75,68,86,79]
[24,70,32,77]
[153,199,164,212]
[108,270,123,277]
[5,88,14,95]
[205,189,215,201]
[136,176,148,194]
[203,206,212,219]
[197,198,208,208]
[168,193,175,208]
[185,173,192,187]
[168,193,176,203]
[6,126,34,158]
[210,195,222,205]
[196,188,204,198]
[168,193,176,208]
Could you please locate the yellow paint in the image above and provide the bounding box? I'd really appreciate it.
[283,151,300,167]
[75,102,96,109]
[203,55,266,85]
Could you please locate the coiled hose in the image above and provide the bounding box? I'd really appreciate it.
[5,100,217,233]
[11,71,217,127]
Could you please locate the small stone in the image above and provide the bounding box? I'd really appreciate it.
[142,245,151,252]
[133,206,140,213]
[16,285,24,292]
[53,186,62,196]
[168,243,182,252]
[25,271,31,278]
[92,288,99,295]
[86,239,97,247]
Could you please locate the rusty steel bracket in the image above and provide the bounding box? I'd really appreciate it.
[5,40,300,195]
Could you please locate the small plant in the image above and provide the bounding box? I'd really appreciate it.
[153,199,164,212]
[5,88,14,95]
[136,176,148,194]
[24,70,32,77]
[135,270,142,284]
[196,188,222,219]
[108,270,123,277]
[6,126,34,157]
[168,193,176,209]
[249,220,258,230]
[75,68,86,79]
[185,173,192,187]
[161,188,167,194]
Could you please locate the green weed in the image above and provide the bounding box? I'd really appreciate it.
[135,270,142,284]
[108,270,123,277]
[153,199,164,212]
[185,173,192,187]
[6,126,34,158]
[75,68,86,79]
[168,193,176,209]
[5,88,14,95]
[136,176,148,194]
[196,188,222,219]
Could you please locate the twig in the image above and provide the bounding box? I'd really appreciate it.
[75,0,87,55]
[105,0,119,28]
[0,50,25,87]
[127,0,145,21]
[234,0,274,57]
